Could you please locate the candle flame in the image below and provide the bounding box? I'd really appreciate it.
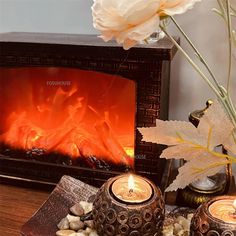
[128,174,135,191]
[233,199,236,211]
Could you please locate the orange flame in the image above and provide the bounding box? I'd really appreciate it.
[0,67,135,167]
[128,174,135,191]
[233,199,236,211]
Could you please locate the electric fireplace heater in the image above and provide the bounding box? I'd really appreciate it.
[0,33,177,189]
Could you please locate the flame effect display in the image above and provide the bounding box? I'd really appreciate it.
[0,67,135,167]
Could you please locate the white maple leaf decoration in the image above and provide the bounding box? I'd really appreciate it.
[139,100,236,192]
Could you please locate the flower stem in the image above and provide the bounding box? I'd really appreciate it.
[170,16,224,96]
[217,0,226,17]
[160,25,236,128]
[217,87,236,127]
[226,0,232,94]
[160,25,221,98]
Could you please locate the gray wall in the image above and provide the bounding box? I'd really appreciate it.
[0,0,235,176]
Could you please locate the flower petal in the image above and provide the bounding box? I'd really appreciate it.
[92,0,160,49]
[116,15,160,49]
[159,0,202,16]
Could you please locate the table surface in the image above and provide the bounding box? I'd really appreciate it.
[1,179,235,236]
[0,182,177,236]
[0,184,49,236]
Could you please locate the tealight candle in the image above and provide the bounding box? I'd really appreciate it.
[191,196,236,235]
[209,199,236,224]
[92,173,165,236]
[111,174,153,203]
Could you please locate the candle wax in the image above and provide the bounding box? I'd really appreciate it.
[111,175,152,203]
[209,199,236,224]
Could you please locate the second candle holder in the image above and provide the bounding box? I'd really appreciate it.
[92,174,165,236]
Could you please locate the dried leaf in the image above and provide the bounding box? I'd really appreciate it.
[160,144,209,161]
[197,100,234,149]
[139,120,199,146]
[139,99,236,191]
[223,130,236,155]
[166,153,228,192]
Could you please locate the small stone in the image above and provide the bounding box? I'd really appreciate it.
[85,227,93,234]
[57,217,70,230]
[79,201,93,214]
[187,213,194,220]
[77,233,86,236]
[176,216,186,224]
[177,229,188,236]
[77,230,87,234]
[66,214,81,223]
[162,225,174,236]
[173,223,183,234]
[182,218,190,231]
[89,231,98,236]
[70,204,84,216]
[69,233,86,236]
[84,220,94,229]
[56,229,76,236]
[69,221,84,231]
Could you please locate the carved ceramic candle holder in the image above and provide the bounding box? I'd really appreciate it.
[190,196,236,235]
[92,174,165,236]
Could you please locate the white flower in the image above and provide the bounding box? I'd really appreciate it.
[159,0,202,16]
[92,0,201,49]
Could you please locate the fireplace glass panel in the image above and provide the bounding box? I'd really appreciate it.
[0,67,135,171]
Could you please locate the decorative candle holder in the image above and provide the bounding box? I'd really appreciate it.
[190,196,236,235]
[92,174,165,236]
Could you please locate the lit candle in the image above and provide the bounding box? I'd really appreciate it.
[111,174,153,203]
[209,198,236,224]
[233,199,236,216]
[93,173,164,235]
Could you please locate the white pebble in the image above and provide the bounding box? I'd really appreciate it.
[182,219,190,231]
[176,216,186,225]
[85,227,93,234]
[187,213,194,220]
[79,201,93,214]
[162,225,174,236]
[69,221,84,231]
[174,223,183,234]
[89,231,98,236]
[69,233,86,236]
[177,229,187,236]
[57,217,69,230]
[70,203,84,216]
[56,229,76,236]
[66,214,80,223]
[78,233,87,236]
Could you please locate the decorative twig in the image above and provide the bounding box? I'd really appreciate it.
[159,25,220,98]
[160,25,236,128]
[226,0,233,94]
[170,16,224,97]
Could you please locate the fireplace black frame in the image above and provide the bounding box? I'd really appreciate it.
[0,32,177,189]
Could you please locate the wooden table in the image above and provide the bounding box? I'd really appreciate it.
[0,184,49,236]
[1,179,234,236]
[0,183,175,236]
